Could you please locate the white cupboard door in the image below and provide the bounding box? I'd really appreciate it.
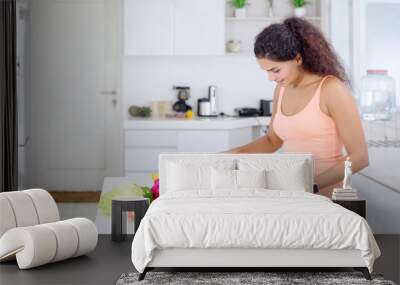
[124,0,174,55]
[174,0,224,55]
[177,131,229,152]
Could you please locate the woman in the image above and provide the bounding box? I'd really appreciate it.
[227,17,369,197]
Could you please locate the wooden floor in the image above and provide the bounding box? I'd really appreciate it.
[0,235,398,285]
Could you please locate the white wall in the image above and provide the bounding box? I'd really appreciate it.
[122,55,274,118]
[329,0,351,75]
[354,174,400,234]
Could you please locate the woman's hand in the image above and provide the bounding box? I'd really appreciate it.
[219,148,240,154]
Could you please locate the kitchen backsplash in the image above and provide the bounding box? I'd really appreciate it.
[122,55,275,118]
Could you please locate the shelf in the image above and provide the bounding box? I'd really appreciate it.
[225,16,321,22]
[223,0,328,57]
[224,51,253,56]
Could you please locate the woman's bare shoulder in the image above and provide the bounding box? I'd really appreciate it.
[321,77,357,115]
[321,77,353,105]
[321,77,351,98]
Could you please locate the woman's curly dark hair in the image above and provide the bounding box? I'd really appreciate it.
[254,17,349,84]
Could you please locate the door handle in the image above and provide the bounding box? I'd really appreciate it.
[18,136,30,147]
[100,90,117,96]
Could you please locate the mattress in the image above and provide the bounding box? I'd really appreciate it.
[131,189,381,273]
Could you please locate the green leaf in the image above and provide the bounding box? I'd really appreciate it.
[142,187,153,203]
[292,0,306,8]
[97,183,145,216]
[230,0,246,9]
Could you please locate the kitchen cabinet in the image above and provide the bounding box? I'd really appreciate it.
[123,117,270,178]
[124,0,225,56]
[124,0,174,56]
[174,0,224,55]
[124,128,254,176]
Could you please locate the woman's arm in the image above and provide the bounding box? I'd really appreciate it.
[314,78,369,191]
[225,86,283,154]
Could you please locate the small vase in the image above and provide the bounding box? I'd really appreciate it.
[234,7,246,18]
[268,7,274,18]
[226,40,241,53]
[294,7,306,17]
[267,0,274,18]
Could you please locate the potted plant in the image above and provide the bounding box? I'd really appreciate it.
[230,0,247,18]
[292,0,308,17]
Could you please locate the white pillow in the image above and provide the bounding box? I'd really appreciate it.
[237,169,268,189]
[238,159,308,191]
[211,168,236,190]
[211,169,268,190]
[166,159,235,192]
[167,162,211,191]
[267,165,306,191]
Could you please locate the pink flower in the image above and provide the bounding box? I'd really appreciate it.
[151,178,159,200]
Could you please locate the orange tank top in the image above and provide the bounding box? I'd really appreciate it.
[273,76,345,180]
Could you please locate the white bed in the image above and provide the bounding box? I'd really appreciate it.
[131,153,380,281]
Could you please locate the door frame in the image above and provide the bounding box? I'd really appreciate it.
[103,0,124,178]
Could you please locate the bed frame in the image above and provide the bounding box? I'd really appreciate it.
[137,153,372,281]
[139,248,371,280]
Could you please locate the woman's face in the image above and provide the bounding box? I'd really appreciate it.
[257,56,301,87]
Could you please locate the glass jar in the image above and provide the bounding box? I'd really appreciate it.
[360,70,396,120]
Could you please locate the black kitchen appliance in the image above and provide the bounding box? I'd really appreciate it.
[235,107,260,117]
[172,86,192,113]
[260,99,272,116]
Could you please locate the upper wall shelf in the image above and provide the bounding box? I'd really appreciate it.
[224,0,329,55]
[225,16,322,22]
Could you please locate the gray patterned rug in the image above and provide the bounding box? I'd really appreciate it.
[116,271,396,285]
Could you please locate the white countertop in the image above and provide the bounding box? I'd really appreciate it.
[124,116,271,130]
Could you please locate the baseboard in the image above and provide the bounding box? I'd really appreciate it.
[49,191,101,203]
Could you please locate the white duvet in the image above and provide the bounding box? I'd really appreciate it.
[131,190,380,273]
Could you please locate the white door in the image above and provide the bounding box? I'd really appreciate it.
[29,0,122,191]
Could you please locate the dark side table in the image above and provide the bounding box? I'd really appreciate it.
[112,197,149,242]
[332,199,366,218]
